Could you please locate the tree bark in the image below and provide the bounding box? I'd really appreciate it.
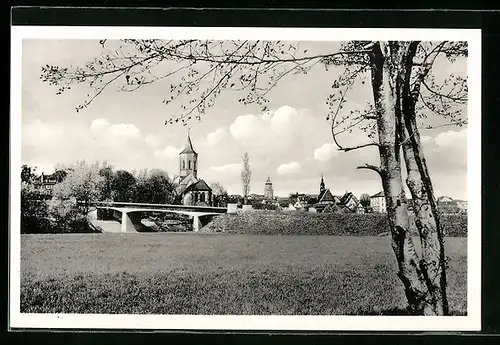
[370,42,428,314]
[399,43,449,315]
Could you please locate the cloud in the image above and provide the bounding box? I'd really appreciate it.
[206,127,227,146]
[145,134,161,148]
[154,146,180,160]
[277,161,301,176]
[434,129,467,149]
[314,143,338,162]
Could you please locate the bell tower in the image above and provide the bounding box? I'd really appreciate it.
[179,128,198,179]
[264,176,274,199]
[320,173,326,194]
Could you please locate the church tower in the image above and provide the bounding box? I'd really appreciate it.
[264,176,274,199]
[179,129,198,179]
[320,173,326,194]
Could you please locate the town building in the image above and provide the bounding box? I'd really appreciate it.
[175,131,213,206]
[370,191,386,213]
[338,192,359,212]
[313,174,337,212]
[264,176,274,199]
[32,170,67,196]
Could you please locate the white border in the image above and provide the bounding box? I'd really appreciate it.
[10,26,482,331]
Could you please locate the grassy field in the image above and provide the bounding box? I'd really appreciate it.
[21,233,467,315]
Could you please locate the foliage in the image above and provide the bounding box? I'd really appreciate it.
[20,182,51,233]
[360,193,371,207]
[52,161,104,206]
[209,182,229,207]
[111,170,137,202]
[20,234,467,315]
[98,162,114,201]
[202,211,467,237]
[21,165,37,183]
[133,169,177,204]
[48,161,104,232]
[241,152,251,199]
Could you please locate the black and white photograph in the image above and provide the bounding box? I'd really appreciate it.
[10,26,481,331]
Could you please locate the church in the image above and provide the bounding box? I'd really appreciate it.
[175,131,213,206]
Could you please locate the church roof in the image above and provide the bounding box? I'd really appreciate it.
[184,179,212,193]
[179,133,197,155]
[318,189,335,203]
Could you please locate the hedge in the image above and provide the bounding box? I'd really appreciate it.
[202,210,467,237]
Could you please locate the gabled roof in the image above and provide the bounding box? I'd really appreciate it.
[370,191,384,198]
[179,133,197,155]
[184,179,212,192]
[318,189,335,203]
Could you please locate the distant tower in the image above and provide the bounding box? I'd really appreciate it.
[320,173,326,194]
[264,176,274,199]
[179,129,198,179]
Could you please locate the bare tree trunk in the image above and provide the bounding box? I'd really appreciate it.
[400,124,447,315]
[400,43,449,315]
[369,42,428,314]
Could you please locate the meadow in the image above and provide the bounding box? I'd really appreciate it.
[21,233,467,315]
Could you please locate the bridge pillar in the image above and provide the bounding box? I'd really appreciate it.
[192,215,200,232]
[121,211,136,233]
[88,209,98,221]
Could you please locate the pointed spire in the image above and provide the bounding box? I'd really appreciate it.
[320,172,326,194]
[180,127,197,155]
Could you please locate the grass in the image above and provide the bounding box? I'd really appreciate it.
[21,233,467,315]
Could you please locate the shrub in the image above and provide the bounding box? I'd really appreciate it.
[202,211,467,237]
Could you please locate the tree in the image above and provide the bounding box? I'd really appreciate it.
[360,193,371,208]
[21,182,51,233]
[51,160,104,213]
[39,39,467,315]
[98,161,114,201]
[241,152,251,203]
[21,164,37,183]
[210,182,229,207]
[133,169,177,204]
[48,161,104,232]
[111,170,137,202]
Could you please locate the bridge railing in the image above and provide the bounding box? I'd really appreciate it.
[78,201,228,213]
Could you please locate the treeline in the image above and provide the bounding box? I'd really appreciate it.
[21,161,180,234]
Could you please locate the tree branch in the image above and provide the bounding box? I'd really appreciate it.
[340,142,380,152]
[357,164,383,177]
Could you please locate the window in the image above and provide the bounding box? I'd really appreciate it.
[200,192,205,202]
[182,161,185,169]
[189,160,192,169]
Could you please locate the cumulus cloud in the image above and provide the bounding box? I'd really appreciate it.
[228,105,322,150]
[206,127,227,146]
[145,134,161,148]
[277,161,301,176]
[434,129,467,149]
[22,118,175,173]
[314,143,338,162]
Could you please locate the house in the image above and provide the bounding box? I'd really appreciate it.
[338,191,359,212]
[456,200,468,213]
[437,196,461,214]
[356,204,365,214]
[370,191,386,213]
[32,170,67,196]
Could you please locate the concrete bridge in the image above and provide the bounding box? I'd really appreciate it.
[83,201,227,233]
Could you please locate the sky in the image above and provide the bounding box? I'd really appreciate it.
[21,39,468,200]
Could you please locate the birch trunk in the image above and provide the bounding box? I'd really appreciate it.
[399,42,449,315]
[370,42,428,313]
